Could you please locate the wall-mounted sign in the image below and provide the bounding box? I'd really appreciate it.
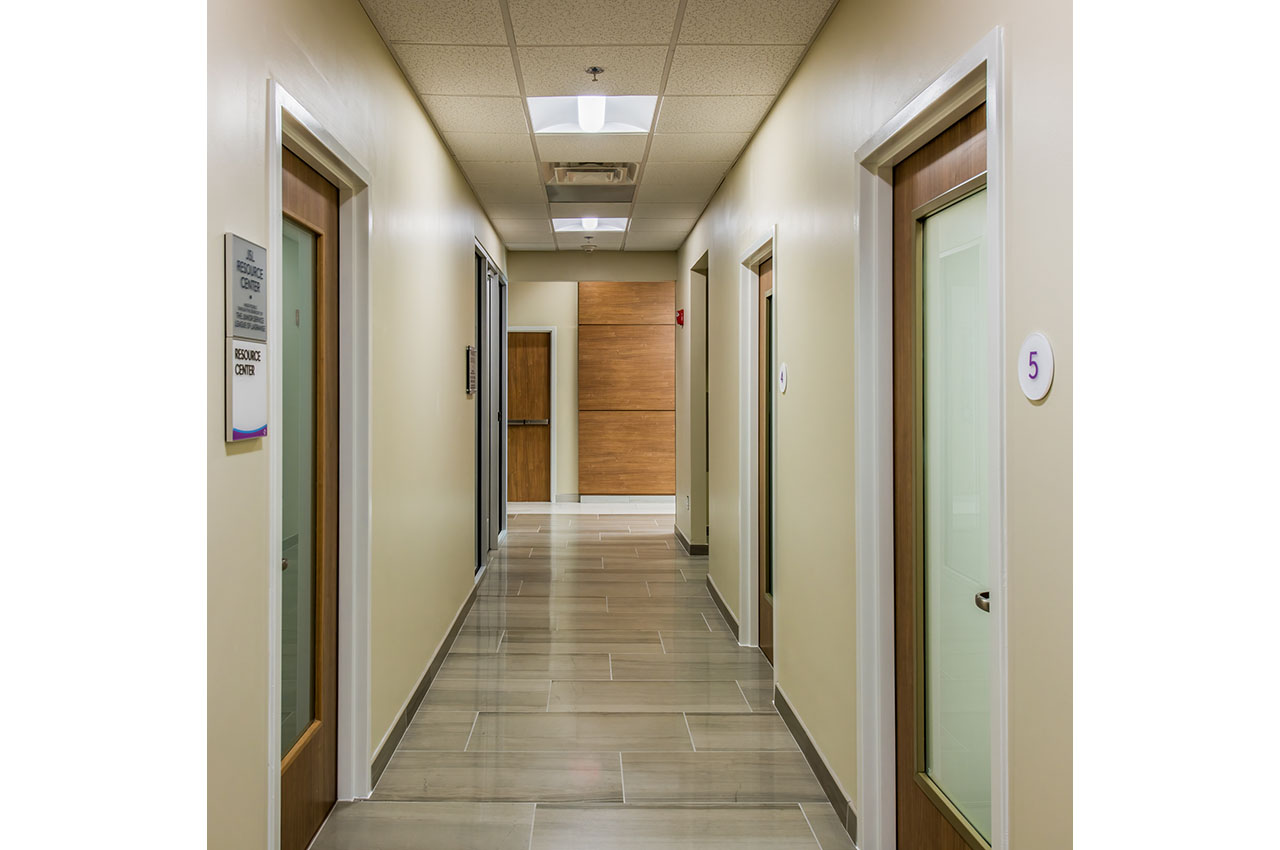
[466,345,478,395]
[226,233,268,442]
[225,235,268,342]
[778,362,788,394]
[1017,331,1054,401]
[227,339,268,440]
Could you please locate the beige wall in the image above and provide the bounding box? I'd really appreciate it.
[508,280,579,499]
[507,250,677,285]
[207,0,504,846]
[677,0,1071,844]
[675,264,709,546]
[507,252,679,501]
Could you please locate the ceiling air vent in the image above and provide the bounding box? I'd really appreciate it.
[542,162,638,186]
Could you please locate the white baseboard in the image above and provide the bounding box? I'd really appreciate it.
[580,495,677,504]
[554,493,580,503]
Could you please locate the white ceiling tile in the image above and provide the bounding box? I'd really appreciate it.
[421,96,529,133]
[628,218,697,232]
[665,45,805,95]
[508,0,679,45]
[678,0,834,44]
[625,232,686,250]
[396,45,520,95]
[518,46,667,96]
[635,183,718,204]
[555,232,625,249]
[361,0,508,44]
[536,134,648,162]
[640,161,730,185]
[485,203,550,219]
[648,132,750,163]
[655,96,773,133]
[505,243,558,251]
[549,203,633,218]
[461,161,542,185]
[493,219,553,237]
[475,183,549,205]
[444,132,535,161]
[632,202,705,219]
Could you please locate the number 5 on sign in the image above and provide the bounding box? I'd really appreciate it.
[1017,332,1054,401]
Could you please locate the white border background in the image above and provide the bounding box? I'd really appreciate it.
[4,0,1280,846]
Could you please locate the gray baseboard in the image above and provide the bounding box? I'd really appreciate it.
[554,493,580,503]
[704,575,739,641]
[674,524,709,556]
[774,686,858,845]
[370,577,481,787]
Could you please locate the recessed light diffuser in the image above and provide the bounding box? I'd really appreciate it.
[552,217,628,232]
[528,96,657,134]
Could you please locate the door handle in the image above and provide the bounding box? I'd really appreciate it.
[282,558,289,572]
[509,419,526,425]
[974,591,990,613]
[524,419,549,425]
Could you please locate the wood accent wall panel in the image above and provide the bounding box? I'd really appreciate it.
[579,280,675,325]
[579,411,675,495]
[579,324,675,410]
[577,280,676,496]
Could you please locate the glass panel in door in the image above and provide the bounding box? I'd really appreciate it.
[280,217,317,756]
[922,187,991,841]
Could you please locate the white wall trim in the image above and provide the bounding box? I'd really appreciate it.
[737,228,775,651]
[851,27,1008,850]
[267,80,375,850]
[509,325,558,502]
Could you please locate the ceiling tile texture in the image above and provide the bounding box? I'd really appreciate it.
[359,0,837,251]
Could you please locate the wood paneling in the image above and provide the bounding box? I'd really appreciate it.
[893,104,987,850]
[509,332,551,501]
[579,411,675,495]
[579,280,675,325]
[577,280,676,496]
[281,147,340,850]
[579,325,675,410]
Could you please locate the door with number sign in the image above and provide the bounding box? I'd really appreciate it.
[893,104,994,850]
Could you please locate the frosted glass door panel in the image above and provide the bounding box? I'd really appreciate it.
[922,188,991,841]
[281,217,317,756]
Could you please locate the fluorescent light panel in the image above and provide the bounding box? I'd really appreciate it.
[552,217,628,232]
[528,96,657,134]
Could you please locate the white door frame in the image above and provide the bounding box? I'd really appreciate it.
[266,79,375,849]
[508,326,558,502]
[852,27,1008,850]
[736,227,776,656]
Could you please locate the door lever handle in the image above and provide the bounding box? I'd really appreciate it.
[974,591,990,613]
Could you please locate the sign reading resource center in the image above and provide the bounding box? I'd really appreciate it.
[225,234,269,441]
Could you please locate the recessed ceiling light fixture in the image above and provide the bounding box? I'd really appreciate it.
[553,217,628,232]
[527,96,657,134]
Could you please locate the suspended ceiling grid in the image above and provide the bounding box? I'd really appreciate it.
[359,0,839,251]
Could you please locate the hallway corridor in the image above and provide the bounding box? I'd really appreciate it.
[311,513,853,849]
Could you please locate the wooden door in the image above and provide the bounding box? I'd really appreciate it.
[280,147,339,850]
[758,258,774,664]
[508,331,551,501]
[893,104,990,850]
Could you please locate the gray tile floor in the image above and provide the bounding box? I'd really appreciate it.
[310,514,854,849]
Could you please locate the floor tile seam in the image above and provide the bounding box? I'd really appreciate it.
[797,802,826,849]
[619,752,626,803]
[527,801,537,850]
[391,748,724,755]
[683,711,697,751]
[462,711,480,752]
[734,680,752,709]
